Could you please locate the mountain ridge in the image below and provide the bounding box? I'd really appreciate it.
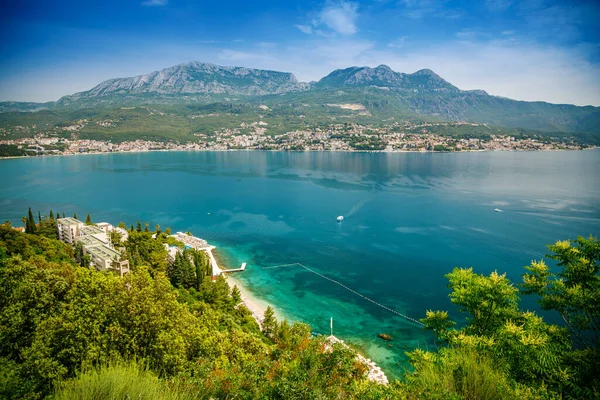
[1,61,598,134]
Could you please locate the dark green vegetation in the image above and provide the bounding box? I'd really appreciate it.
[0,210,598,399]
[0,145,27,157]
[1,62,598,146]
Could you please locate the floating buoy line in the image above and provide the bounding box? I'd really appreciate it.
[262,262,425,327]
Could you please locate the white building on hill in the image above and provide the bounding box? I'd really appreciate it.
[56,218,129,275]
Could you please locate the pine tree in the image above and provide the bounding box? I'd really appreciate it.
[49,210,54,221]
[155,224,161,236]
[144,222,149,232]
[73,212,78,220]
[130,224,135,232]
[136,221,142,232]
[262,306,277,340]
[168,252,184,288]
[231,285,241,306]
[85,213,92,225]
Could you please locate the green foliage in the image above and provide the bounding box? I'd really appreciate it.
[25,207,36,234]
[262,305,277,341]
[0,227,381,399]
[123,229,168,273]
[0,144,28,157]
[53,362,191,400]
[231,285,242,306]
[84,213,92,225]
[401,346,549,400]
[521,235,600,393]
[421,252,598,398]
[446,268,520,335]
[167,250,196,289]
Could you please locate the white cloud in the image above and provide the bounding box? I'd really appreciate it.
[319,2,358,35]
[141,0,167,6]
[295,24,313,34]
[296,2,359,36]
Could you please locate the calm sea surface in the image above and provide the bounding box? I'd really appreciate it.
[1,150,599,378]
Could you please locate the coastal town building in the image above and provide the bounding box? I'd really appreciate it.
[57,217,84,244]
[56,217,129,275]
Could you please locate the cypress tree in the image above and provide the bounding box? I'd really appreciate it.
[49,210,54,221]
[62,212,66,218]
[144,222,149,233]
[85,213,92,225]
[130,224,134,232]
[27,207,36,234]
[73,212,78,220]
[136,221,142,232]
[38,211,42,224]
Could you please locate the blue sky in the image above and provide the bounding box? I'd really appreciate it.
[1,0,599,105]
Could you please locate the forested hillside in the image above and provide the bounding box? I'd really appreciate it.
[0,213,598,399]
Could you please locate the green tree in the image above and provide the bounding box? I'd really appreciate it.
[423,267,572,395]
[136,221,142,232]
[26,207,36,234]
[74,242,85,266]
[49,210,54,221]
[85,213,92,225]
[522,235,600,392]
[144,222,149,233]
[73,212,78,220]
[155,224,161,236]
[262,306,277,340]
[231,285,241,306]
[109,230,122,246]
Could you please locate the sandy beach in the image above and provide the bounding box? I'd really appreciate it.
[225,273,287,323]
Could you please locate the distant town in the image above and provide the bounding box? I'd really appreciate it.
[0,118,587,157]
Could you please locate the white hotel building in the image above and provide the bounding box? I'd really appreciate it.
[56,218,129,275]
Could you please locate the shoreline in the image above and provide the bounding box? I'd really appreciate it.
[1,146,597,161]
[213,248,389,385]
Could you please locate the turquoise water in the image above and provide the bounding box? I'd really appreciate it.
[1,150,599,378]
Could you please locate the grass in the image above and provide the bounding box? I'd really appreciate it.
[401,347,545,400]
[53,362,196,400]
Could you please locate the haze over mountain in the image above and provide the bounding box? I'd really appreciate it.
[1,61,599,134]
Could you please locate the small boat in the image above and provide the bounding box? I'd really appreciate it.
[494,208,503,212]
[337,215,344,222]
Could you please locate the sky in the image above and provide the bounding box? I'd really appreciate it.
[1,0,599,106]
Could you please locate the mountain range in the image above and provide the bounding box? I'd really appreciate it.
[1,61,599,134]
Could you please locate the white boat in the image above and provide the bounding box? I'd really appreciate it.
[337,215,344,222]
[494,208,503,212]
